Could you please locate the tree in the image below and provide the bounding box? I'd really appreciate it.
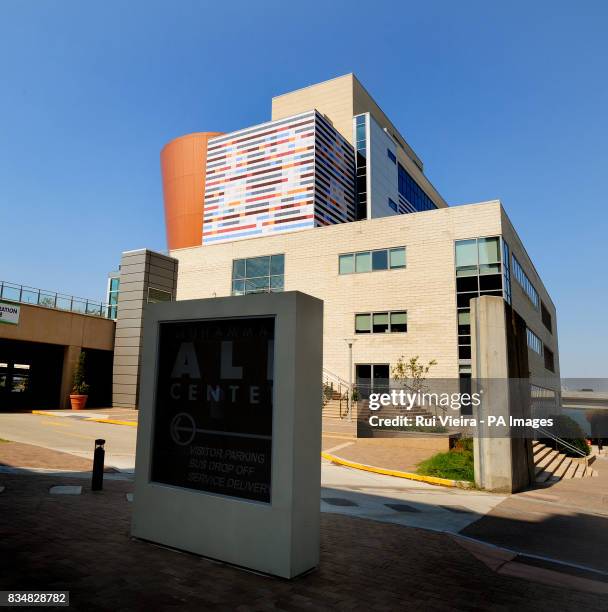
[391,355,437,393]
[72,352,90,395]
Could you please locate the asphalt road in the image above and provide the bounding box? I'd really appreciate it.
[0,412,137,469]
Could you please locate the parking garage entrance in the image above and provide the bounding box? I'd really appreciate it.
[0,340,64,411]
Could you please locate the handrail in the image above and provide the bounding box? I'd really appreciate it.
[537,426,588,459]
[322,368,351,389]
[0,280,112,319]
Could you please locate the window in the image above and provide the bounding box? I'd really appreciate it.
[232,254,284,296]
[527,328,543,355]
[372,312,389,333]
[544,346,555,372]
[339,247,406,275]
[512,256,539,309]
[355,251,371,273]
[339,254,355,275]
[389,247,406,269]
[454,236,506,364]
[354,114,368,220]
[372,250,388,270]
[502,240,512,304]
[355,311,407,334]
[355,313,371,334]
[388,198,398,212]
[107,275,120,320]
[541,302,552,333]
[147,287,172,303]
[397,163,437,212]
[387,149,396,163]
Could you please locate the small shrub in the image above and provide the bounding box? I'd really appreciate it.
[71,352,90,395]
[417,447,474,482]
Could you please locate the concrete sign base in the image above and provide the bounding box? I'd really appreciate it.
[131,291,323,578]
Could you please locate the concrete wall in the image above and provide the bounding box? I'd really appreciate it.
[113,249,178,409]
[501,208,560,391]
[0,302,115,350]
[471,296,534,492]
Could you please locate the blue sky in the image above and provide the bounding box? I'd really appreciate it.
[1,1,606,376]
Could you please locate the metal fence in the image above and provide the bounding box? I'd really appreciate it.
[0,280,112,319]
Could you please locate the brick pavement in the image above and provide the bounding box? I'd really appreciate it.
[0,441,94,471]
[0,473,604,611]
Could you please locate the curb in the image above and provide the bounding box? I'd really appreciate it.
[85,418,138,427]
[32,411,137,427]
[321,451,469,488]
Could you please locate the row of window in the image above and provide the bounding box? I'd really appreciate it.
[512,256,539,309]
[355,311,407,334]
[339,247,405,275]
[527,328,543,355]
[527,327,555,372]
[397,163,437,212]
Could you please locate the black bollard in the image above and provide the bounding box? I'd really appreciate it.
[92,439,105,491]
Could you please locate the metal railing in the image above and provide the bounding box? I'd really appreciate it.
[0,280,112,319]
[537,425,588,465]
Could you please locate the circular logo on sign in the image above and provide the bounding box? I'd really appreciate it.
[170,412,197,446]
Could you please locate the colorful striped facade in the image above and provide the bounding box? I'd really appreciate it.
[202,110,355,245]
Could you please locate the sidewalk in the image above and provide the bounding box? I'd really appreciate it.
[461,456,608,574]
[0,472,604,611]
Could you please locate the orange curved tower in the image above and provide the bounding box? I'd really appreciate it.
[161,131,223,250]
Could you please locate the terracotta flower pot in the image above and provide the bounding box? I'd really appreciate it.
[70,394,88,410]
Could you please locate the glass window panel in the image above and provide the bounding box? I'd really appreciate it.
[355,251,371,273]
[232,259,246,280]
[456,276,478,293]
[148,288,171,303]
[459,345,472,359]
[339,254,354,274]
[455,240,478,267]
[458,311,470,325]
[270,275,283,291]
[479,274,502,291]
[372,312,389,333]
[11,375,28,392]
[390,311,407,332]
[372,250,388,270]
[456,265,478,277]
[232,280,245,295]
[480,263,501,275]
[355,314,371,333]
[245,256,269,278]
[0,374,6,389]
[270,254,284,276]
[110,278,120,291]
[478,237,500,264]
[356,124,366,143]
[245,277,269,293]
[457,293,476,308]
[389,247,406,269]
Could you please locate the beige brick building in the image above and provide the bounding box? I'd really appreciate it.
[171,200,560,393]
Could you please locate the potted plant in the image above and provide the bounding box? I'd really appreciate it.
[70,352,90,410]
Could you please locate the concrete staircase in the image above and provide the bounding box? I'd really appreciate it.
[532,440,598,483]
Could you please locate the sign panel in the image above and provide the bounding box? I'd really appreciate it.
[0,301,20,325]
[151,317,274,503]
